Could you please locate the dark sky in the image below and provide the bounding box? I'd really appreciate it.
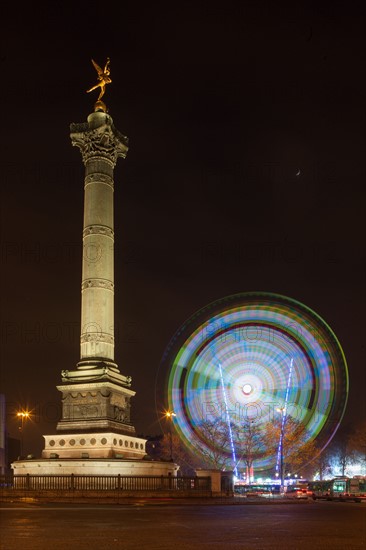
[1,1,365,456]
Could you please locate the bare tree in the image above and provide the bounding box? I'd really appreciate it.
[158,433,199,475]
[233,419,267,481]
[193,418,232,470]
[309,447,333,480]
[264,417,317,476]
[331,440,356,477]
[348,420,366,471]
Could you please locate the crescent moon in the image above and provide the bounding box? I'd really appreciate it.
[296,169,301,176]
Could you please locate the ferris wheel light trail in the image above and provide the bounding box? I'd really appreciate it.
[218,362,238,477]
[276,357,294,479]
[163,292,349,474]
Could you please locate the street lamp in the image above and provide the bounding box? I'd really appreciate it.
[164,411,176,461]
[16,411,30,457]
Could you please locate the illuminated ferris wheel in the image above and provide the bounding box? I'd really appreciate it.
[158,292,349,475]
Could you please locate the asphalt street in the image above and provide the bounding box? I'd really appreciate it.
[0,500,365,550]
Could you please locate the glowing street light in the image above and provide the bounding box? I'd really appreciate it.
[16,411,30,457]
[164,411,176,461]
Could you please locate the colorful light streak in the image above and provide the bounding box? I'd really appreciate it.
[218,362,238,477]
[275,357,294,479]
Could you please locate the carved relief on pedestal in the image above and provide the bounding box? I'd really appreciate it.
[114,405,127,422]
[59,387,133,426]
[109,393,131,424]
[73,404,100,419]
[60,389,108,421]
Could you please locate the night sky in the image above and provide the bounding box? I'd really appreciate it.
[1,1,365,456]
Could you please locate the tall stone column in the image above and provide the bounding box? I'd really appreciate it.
[54,110,137,438]
[70,111,128,369]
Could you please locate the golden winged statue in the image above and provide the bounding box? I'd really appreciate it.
[87,58,112,101]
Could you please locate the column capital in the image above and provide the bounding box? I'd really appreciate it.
[70,112,129,166]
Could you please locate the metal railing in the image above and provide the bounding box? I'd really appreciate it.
[1,474,211,492]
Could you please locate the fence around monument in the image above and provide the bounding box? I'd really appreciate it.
[0,474,211,494]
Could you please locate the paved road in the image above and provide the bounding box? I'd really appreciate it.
[0,500,365,550]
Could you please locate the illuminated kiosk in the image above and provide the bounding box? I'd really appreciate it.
[12,65,177,478]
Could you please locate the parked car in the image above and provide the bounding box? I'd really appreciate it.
[285,485,309,499]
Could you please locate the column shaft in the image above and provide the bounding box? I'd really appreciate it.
[70,111,128,370]
[81,160,115,360]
